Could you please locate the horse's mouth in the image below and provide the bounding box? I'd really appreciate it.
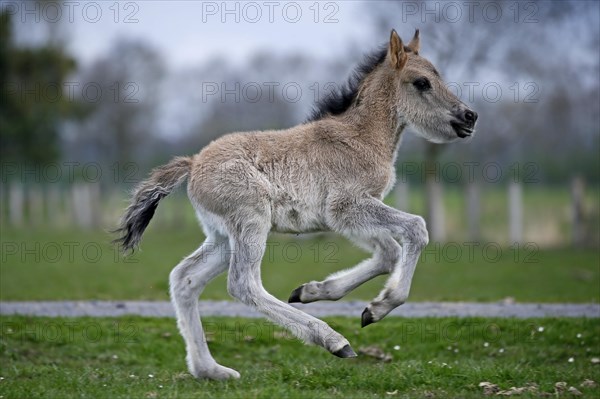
[451,121,474,138]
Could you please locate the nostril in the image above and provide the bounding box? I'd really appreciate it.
[464,110,475,122]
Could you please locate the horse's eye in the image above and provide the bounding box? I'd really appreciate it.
[413,77,431,91]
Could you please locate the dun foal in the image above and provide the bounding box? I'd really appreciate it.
[115,29,478,380]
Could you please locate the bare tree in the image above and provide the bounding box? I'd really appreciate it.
[72,40,165,170]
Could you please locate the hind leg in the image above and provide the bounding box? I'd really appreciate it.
[227,220,355,357]
[169,234,239,380]
[288,234,400,303]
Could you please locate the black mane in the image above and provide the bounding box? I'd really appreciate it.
[307,45,388,122]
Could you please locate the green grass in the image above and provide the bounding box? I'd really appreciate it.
[1,225,599,303]
[1,316,599,398]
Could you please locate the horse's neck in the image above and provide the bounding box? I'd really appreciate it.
[346,100,406,161]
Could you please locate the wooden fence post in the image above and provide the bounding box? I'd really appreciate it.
[47,185,63,227]
[89,183,101,228]
[28,186,44,225]
[508,181,523,244]
[571,176,585,247]
[103,188,123,228]
[9,184,24,227]
[71,184,93,229]
[394,181,410,211]
[0,183,4,226]
[426,179,446,242]
[466,181,481,241]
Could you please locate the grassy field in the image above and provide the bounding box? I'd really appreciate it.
[1,186,599,398]
[1,316,599,398]
[1,225,599,303]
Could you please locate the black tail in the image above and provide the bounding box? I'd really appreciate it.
[113,156,192,253]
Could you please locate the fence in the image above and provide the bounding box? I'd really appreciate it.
[393,177,597,248]
[0,183,195,231]
[0,178,598,248]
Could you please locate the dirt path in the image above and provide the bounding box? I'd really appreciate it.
[1,301,598,318]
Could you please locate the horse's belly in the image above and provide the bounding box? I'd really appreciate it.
[270,201,326,233]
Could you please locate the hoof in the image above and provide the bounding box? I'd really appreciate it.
[192,364,240,380]
[361,308,374,328]
[288,285,304,303]
[332,344,357,358]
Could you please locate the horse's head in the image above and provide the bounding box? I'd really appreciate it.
[384,29,478,143]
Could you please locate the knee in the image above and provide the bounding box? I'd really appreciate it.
[169,266,193,300]
[408,216,429,249]
[169,267,183,290]
[227,275,254,305]
[226,278,242,301]
[379,240,402,271]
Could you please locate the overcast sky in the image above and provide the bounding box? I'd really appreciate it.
[9,0,375,69]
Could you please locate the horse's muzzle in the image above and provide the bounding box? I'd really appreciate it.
[452,109,478,138]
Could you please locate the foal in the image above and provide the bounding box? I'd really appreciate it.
[115,29,477,380]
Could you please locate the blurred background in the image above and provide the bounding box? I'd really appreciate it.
[1,0,598,303]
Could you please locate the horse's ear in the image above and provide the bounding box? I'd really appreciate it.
[407,29,420,54]
[388,29,407,70]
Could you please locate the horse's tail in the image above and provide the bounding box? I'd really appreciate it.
[113,156,192,253]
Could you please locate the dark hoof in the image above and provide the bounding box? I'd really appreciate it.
[361,308,374,328]
[332,344,357,358]
[288,285,304,303]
